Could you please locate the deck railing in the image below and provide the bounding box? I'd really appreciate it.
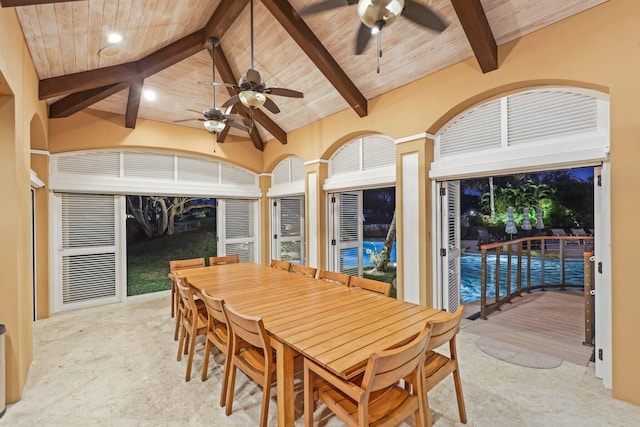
[479,235,595,320]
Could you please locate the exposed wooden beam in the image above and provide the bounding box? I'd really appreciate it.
[39,63,138,100]
[39,30,206,100]
[40,0,252,128]
[261,0,368,117]
[450,0,498,73]
[213,44,290,147]
[204,0,250,39]
[49,82,130,118]
[125,79,143,129]
[0,0,83,6]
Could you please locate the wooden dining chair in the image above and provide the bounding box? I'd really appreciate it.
[304,324,433,427]
[406,306,467,426]
[222,303,277,427]
[349,276,391,297]
[270,259,291,271]
[199,291,230,401]
[209,254,240,265]
[175,276,208,382]
[169,257,205,318]
[290,264,317,278]
[318,269,350,286]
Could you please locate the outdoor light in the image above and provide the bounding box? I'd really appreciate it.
[239,90,267,109]
[203,119,226,134]
[357,0,404,29]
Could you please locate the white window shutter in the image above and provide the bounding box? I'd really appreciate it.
[57,193,120,310]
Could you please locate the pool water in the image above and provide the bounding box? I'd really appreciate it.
[461,253,585,302]
[341,241,397,269]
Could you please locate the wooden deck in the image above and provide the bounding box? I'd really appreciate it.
[461,290,594,366]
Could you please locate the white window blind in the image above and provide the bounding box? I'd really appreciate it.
[57,193,119,310]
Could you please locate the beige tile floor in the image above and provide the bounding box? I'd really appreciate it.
[2,290,640,426]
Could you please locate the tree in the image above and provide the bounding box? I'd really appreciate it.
[126,195,216,239]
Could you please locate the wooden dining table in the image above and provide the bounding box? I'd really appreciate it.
[177,262,447,427]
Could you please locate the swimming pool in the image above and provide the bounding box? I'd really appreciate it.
[460,253,585,302]
[341,241,397,269]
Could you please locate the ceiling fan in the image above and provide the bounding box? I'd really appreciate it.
[221,0,303,115]
[173,37,251,135]
[300,0,448,72]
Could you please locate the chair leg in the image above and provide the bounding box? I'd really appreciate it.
[174,309,182,341]
[185,328,197,382]
[177,324,186,361]
[170,282,175,318]
[453,368,467,424]
[201,339,211,381]
[259,378,270,427]
[220,348,232,407]
[303,364,315,427]
[225,364,237,415]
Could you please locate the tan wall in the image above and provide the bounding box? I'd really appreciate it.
[0,6,49,403]
[48,109,264,174]
[259,0,640,404]
[30,153,50,320]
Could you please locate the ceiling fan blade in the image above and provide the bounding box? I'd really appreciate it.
[263,97,281,114]
[266,87,304,98]
[186,108,204,115]
[246,69,262,86]
[228,121,251,132]
[355,22,372,55]
[221,94,240,109]
[226,113,251,124]
[172,118,203,123]
[298,0,357,15]
[197,80,238,89]
[403,0,448,32]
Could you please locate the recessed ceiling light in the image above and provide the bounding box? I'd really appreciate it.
[107,33,123,44]
[143,89,157,101]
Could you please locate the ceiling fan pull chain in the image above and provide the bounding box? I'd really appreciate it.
[376,32,382,74]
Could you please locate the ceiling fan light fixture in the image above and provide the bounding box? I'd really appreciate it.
[239,90,267,109]
[203,119,226,134]
[357,0,404,28]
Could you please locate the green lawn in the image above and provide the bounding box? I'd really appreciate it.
[127,229,217,296]
[128,228,396,297]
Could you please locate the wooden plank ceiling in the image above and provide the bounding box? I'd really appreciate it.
[3,0,607,150]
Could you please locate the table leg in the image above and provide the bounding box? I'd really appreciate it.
[274,339,295,427]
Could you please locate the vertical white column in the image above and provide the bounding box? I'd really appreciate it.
[307,171,318,268]
[401,152,420,304]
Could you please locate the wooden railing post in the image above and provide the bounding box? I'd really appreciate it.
[495,245,501,308]
[481,248,487,319]
[560,240,566,290]
[506,243,512,300]
[516,241,523,295]
[583,251,595,346]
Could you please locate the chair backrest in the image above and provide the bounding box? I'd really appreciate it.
[270,259,291,271]
[318,269,350,286]
[170,257,206,272]
[175,276,199,320]
[209,254,240,265]
[349,276,391,297]
[290,264,317,278]
[223,303,271,353]
[550,228,568,237]
[361,324,432,393]
[426,305,464,351]
[200,289,227,327]
[570,228,587,236]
